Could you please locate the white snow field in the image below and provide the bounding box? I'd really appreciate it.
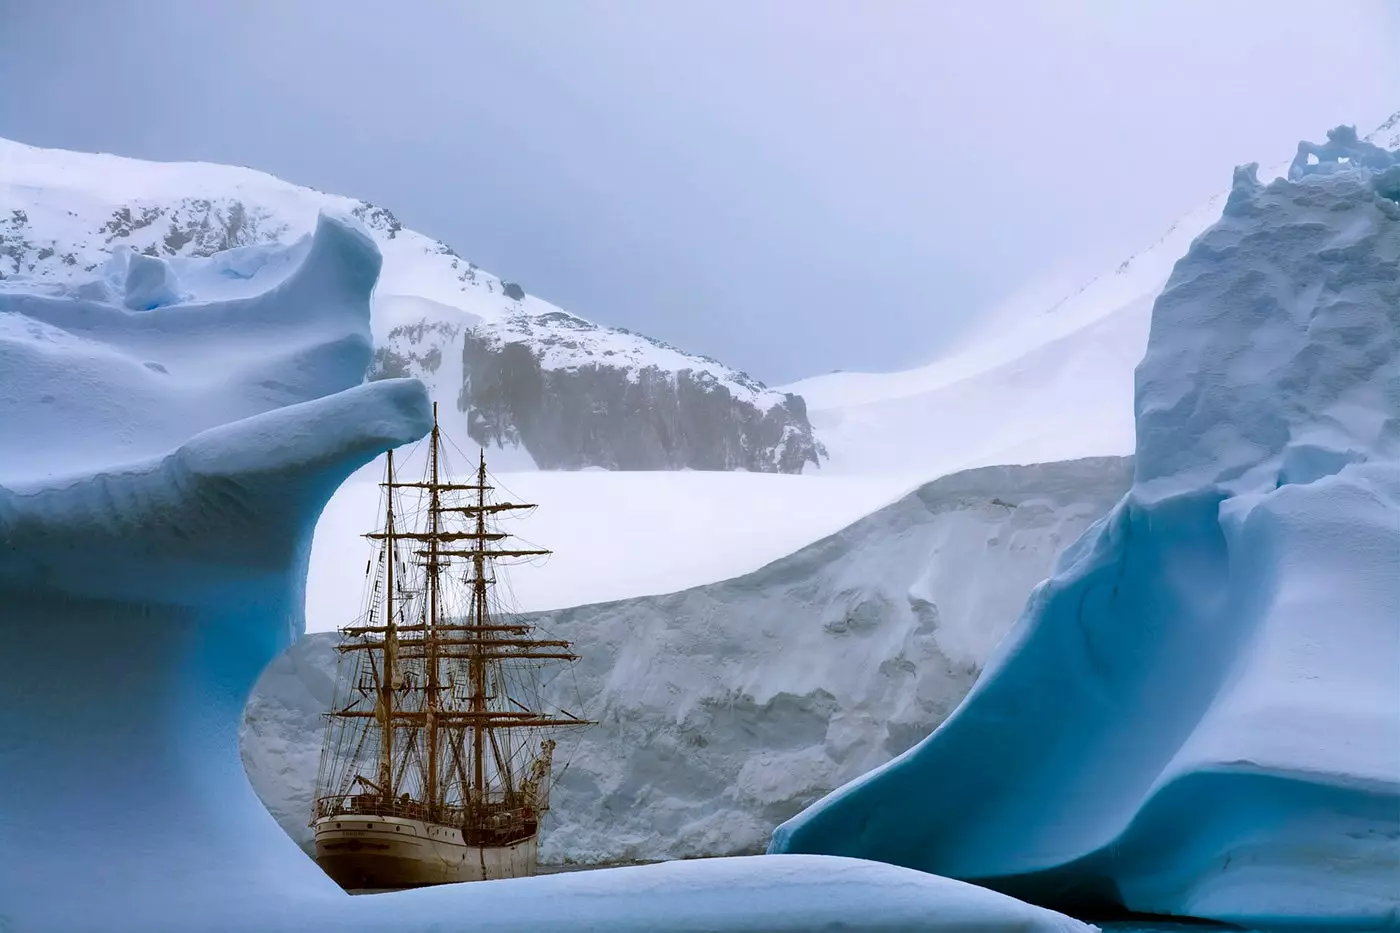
[245,456,1133,863]
[306,458,916,629]
[772,129,1400,929]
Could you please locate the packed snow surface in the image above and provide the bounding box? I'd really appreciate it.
[772,129,1400,929]
[246,456,1132,862]
[307,459,914,628]
[0,212,1097,932]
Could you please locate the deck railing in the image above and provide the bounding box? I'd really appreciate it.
[313,793,540,846]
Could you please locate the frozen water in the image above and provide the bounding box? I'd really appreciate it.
[0,212,1091,932]
[771,131,1400,929]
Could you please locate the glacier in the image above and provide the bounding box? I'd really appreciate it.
[771,131,1400,928]
[0,211,1092,932]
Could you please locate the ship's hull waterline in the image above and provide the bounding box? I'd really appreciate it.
[313,815,538,889]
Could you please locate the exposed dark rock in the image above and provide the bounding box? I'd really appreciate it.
[458,327,825,472]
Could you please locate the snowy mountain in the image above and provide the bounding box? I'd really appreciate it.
[243,456,1132,864]
[0,136,824,473]
[786,110,1400,481]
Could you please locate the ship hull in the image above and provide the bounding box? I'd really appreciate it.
[312,815,538,889]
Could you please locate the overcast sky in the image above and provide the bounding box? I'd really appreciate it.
[2,2,1396,383]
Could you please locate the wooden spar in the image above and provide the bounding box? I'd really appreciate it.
[425,403,441,817]
[364,531,509,542]
[340,623,531,636]
[338,637,573,651]
[424,549,552,559]
[331,710,593,727]
[333,716,591,731]
[378,449,398,800]
[472,447,487,812]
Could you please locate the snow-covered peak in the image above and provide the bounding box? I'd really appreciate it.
[1367,109,1400,151]
[0,135,514,314]
[1,136,822,473]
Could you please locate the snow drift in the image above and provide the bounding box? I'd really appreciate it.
[244,455,1131,863]
[0,211,1090,933]
[771,129,1400,929]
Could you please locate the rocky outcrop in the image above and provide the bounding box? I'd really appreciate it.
[458,313,824,472]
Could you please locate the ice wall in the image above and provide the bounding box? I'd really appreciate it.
[243,456,1132,864]
[771,131,1400,929]
[0,212,1091,933]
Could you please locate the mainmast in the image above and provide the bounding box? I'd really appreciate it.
[377,449,399,801]
[472,449,488,808]
[425,404,443,816]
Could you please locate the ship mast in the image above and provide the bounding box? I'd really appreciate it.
[318,406,595,836]
[425,404,442,816]
[472,448,488,808]
[377,448,399,801]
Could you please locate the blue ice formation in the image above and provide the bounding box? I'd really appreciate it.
[1288,122,1399,181]
[772,128,1400,930]
[0,213,1091,933]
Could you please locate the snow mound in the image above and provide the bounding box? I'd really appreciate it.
[786,110,1400,481]
[771,130,1400,929]
[0,210,1089,933]
[342,856,1098,933]
[245,456,1132,863]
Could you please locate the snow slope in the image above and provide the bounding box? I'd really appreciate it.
[772,129,1400,929]
[307,462,914,627]
[0,211,1093,933]
[787,111,1400,480]
[246,456,1132,862]
[0,135,822,473]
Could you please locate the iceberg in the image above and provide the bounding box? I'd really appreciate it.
[771,130,1400,929]
[0,212,1092,932]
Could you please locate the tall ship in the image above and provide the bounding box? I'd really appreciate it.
[311,405,591,889]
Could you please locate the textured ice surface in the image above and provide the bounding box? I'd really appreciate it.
[244,456,1131,863]
[0,212,1091,932]
[772,132,1400,929]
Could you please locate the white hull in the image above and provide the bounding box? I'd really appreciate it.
[313,814,537,889]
